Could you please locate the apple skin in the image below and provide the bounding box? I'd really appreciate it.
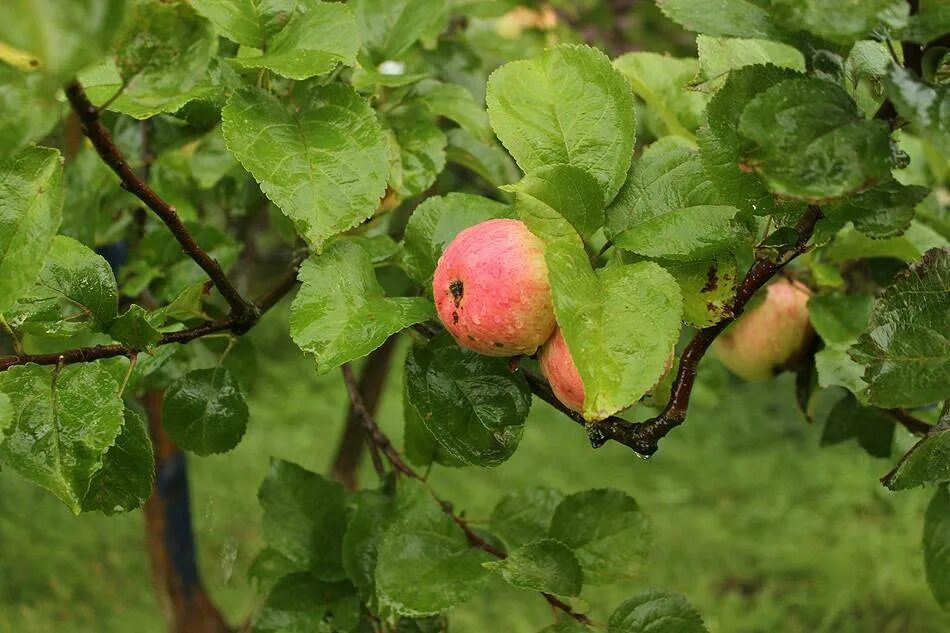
[540,327,585,413]
[713,278,814,382]
[433,218,556,356]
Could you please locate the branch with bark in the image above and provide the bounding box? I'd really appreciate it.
[339,364,593,627]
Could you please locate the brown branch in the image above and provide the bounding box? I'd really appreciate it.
[337,367,593,627]
[585,205,825,456]
[885,408,932,436]
[64,81,258,326]
[0,258,303,373]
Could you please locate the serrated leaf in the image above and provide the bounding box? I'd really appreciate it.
[887,66,950,156]
[404,333,529,467]
[521,194,682,420]
[737,77,893,201]
[503,165,604,243]
[850,248,950,407]
[484,538,582,596]
[290,241,433,373]
[375,479,492,616]
[191,0,300,47]
[0,146,63,315]
[352,0,448,61]
[222,84,389,250]
[608,590,708,633]
[771,0,908,45]
[660,256,739,327]
[385,105,447,199]
[549,489,651,585]
[81,408,154,515]
[487,44,635,204]
[613,52,708,140]
[656,0,782,40]
[821,392,894,458]
[695,35,805,91]
[606,140,746,261]
[259,459,348,581]
[402,193,512,287]
[698,64,803,216]
[490,487,565,552]
[0,0,127,88]
[0,362,124,514]
[108,305,162,349]
[232,2,358,80]
[817,180,930,242]
[924,485,950,611]
[163,367,248,456]
[83,1,219,119]
[253,572,359,633]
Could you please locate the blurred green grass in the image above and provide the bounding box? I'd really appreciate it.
[1,306,947,633]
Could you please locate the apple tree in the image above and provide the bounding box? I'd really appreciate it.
[0,0,947,631]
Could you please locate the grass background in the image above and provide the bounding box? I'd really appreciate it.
[1,306,947,633]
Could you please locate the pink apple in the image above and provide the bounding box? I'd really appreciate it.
[433,218,556,356]
[539,327,585,413]
[713,278,814,382]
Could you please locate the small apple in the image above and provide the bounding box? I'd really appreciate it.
[433,218,556,356]
[713,278,814,382]
[539,327,585,413]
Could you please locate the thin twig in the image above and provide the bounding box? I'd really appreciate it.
[885,408,932,436]
[337,368,593,626]
[64,81,258,326]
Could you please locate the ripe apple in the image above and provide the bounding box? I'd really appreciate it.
[713,278,814,382]
[433,218,556,356]
[539,327,585,413]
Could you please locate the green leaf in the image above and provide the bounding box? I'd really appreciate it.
[0,146,63,316]
[549,489,651,585]
[290,241,433,373]
[259,459,348,581]
[81,408,154,515]
[815,347,868,396]
[737,77,893,201]
[538,622,589,633]
[808,292,874,347]
[342,489,394,602]
[887,66,950,156]
[851,248,950,408]
[352,0,448,61]
[903,0,950,44]
[484,538,582,596]
[403,393,464,468]
[694,36,805,91]
[820,393,894,458]
[656,0,782,40]
[221,84,389,250]
[163,367,249,456]
[108,305,163,349]
[606,140,746,261]
[30,235,119,327]
[0,393,10,434]
[0,0,127,88]
[83,1,219,119]
[253,572,359,633]
[503,165,604,243]
[232,2,359,80]
[490,487,565,551]
[445,128,520,188]
[613,52,708,140]
[404,333,529,467]
[411,79,492,141]
[822,221,949,264]
[385,105,447,199]
[402,193,512,287]
[191,0,300,47]
[698,64,803,216]
[817,180,930,241]
[0,362,124,514]
[660,256,739,328]
[771,0,908,45]
[924,485,950,611]
[487,44,636,204]
[883,426,949,491]
[376,479,492,616]
[609,590,709,633]
[521,194,682,420]
[0,66,61,152]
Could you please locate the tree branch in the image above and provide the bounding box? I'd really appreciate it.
[338,366,593,627]
[63,81,258,326]
[0,257,303,373]
[886,408,932,436]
